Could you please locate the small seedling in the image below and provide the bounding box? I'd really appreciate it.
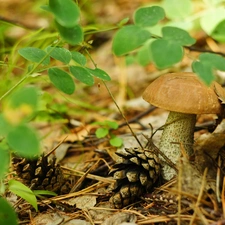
[94,120,123,147]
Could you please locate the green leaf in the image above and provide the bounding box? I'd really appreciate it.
[192,61,215,85]
[0,114,13,136]
[134,6,165,27]
[71,51,87,65]
[18,47,50,66]
[125,55,137,65]
[8,180,37,211]
[70,66,94,85]
[40,5,51,12]
[49,0,80,28]
[162,0,192,19]
[7,125,40,158]
[162,26,196,46]
[105,121,119,129]
[3,87,39,125]
[48,68,75,94]
[9,87,38,109]
[117,17,129,27]
[46,46,72,64]
[33,190,57,196]
[109,136,123,147]
[200,7,225,35]
[55,21,83,46]
[95,128,109,138]
[112,25,150,56]
[0,146,10,180]
[0,198,18,225]
[211,19,225,42]
[137,43,152,66]
[87,68,111,81]
[199,53,225,71]
[150,39,183,69]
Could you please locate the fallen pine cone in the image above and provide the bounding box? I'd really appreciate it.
[13,154,72,195]
[109,140,161,208]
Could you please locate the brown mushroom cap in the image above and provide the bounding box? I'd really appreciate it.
[142,72,224,114]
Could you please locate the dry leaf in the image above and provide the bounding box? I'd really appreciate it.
[68,195,97,209]
[101,212,136,225]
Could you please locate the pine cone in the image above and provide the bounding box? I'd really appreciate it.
[109,144,160,208]
[13,154,71,194]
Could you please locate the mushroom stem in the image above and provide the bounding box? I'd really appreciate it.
[159,111,196,180]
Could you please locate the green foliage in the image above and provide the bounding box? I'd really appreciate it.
[17,1,110,96]
[71,51,87,66]
[70,66,94,86]
[32,190,57,197]
[192,53,225,85]
[212,20,225,42]
[55,22,83,45]
[112,1,225,85]
[0,197,18,225]
[87,68,111,81]
[48,0,83,45]
[112,5,196,69]
[7,125,40,158]
[134,6,165,27]
[18,45,111,95]
[112,25,150,56]
[48,0,80,28]
[109,135,123,147]
[48,68,75,94]
[94,121,123,147]
[150,39,183,69]
[8,180,38,211]
[0,87,40,178]
[162,0,192,19]
[46,46,72,64]
[200,7,225,36]
[18,47,50,66]
[0,146,10,180]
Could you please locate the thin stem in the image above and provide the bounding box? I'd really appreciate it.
[103,81,144,149]
[185,46,225,57]
[0,40,62,102]
[85,49,143,148]
[85,49,97,68]
[0,75,28,101]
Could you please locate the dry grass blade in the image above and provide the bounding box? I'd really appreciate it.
[189,168,208,225]
[137,214,214,224]
[45,135,68,157]
[222,177,225,217]
[61,166,115,184]
[42,181,107,203]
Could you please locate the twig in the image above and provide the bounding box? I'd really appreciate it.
[189,168,209,225]
[185,46,225,57]
[117,106,156,129]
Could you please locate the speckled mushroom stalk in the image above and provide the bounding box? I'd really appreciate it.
[159,112,196,180]
[142,72,225,181]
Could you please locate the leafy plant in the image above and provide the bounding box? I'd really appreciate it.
[0,0,111,223]
[18,0,111,96]
[0,179,57,225]
[112,0,225,85]
[0,197,17,225]
[94,120,123,147]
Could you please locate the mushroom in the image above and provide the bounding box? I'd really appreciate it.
[142,72,225,181]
